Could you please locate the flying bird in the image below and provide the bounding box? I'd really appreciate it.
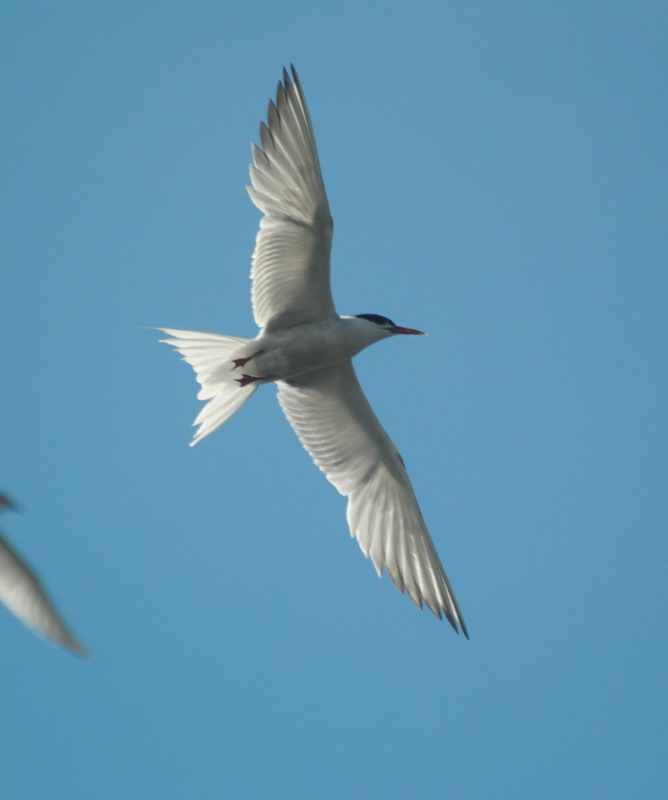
[160,67,467,635]
[0,493,86,654]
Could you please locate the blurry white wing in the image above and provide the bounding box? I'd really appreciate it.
[277,363,467,635]
[0,532,86,654]
[248,66,335,332]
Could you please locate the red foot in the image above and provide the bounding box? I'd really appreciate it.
[232,349,263,370]
[236,374,258,387]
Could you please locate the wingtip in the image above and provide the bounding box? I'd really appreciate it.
[447,608,469,639]
[62,635,89,657]
[429,597,469,639]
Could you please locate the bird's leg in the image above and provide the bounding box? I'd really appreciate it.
[235,374,259,387]
[232,350,264,370]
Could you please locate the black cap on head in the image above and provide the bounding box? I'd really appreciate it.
[355,314,396,327]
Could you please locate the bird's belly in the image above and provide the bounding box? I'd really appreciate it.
[252,322,356,381]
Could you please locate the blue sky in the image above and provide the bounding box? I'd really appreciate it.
[2,2,666,797]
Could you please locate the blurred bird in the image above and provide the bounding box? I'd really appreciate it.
[159,67,467,635]
[0,493,86,654]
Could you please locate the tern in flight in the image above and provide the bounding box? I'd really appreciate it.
[160,67,467,635]
[0,493,85,653]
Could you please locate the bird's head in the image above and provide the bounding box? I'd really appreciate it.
[354,313,426,339]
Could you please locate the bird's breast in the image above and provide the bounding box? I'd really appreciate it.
[253,319,363,381]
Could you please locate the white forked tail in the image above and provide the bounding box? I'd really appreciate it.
[158,328,258,445]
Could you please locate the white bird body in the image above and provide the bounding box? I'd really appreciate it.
[160,67,468,636]
[235,316,394,381]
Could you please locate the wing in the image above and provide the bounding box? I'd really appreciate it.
[0,531,86,654]
[277,363,468,635]
[247,66,336,332]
